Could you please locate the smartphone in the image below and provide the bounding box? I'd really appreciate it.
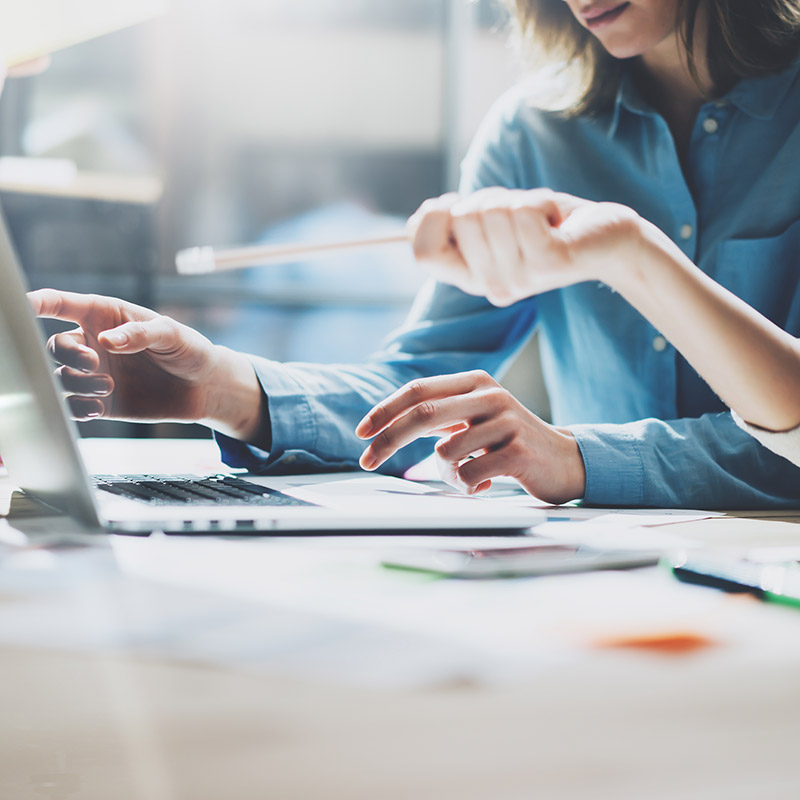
[382,543,659,578]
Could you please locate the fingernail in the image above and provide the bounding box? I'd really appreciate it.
[91,379,112,396]
[355,418,373,438]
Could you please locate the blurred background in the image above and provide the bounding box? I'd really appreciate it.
[0,0,550,439]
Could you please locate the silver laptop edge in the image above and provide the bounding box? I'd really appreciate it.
[0,213,103,528]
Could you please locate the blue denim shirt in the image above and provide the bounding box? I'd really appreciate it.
[219,60,800,509]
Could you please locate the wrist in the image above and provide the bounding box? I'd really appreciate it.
[202,346,268,444]
[602,214,683,296]
[589,209,651,288]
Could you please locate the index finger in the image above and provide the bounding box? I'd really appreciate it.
[27,289,105,324]
[355,370,494,438]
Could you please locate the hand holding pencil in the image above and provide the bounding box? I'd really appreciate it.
[173,188,595,310]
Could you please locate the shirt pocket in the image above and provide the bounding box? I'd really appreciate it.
[714,219,800,330]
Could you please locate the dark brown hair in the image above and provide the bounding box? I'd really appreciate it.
[507,0,800,116]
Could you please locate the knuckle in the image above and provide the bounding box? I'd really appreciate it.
[456,459,479,485]
[496,407,518,429]
[414,401,438,424]
[487,386,511,406]
[609,204,641,232]
[481,203,510,223]
[481,388,506,411]
[367,406,386,429]
[452,206,480,225]
[469,369,493,387]
[159,315,181,343]
[46,289,65,316]
[405,380,428,402]
[434,437,453,460]
[512,439,528,460]
[374,428,394,453]
[87,294,106,317]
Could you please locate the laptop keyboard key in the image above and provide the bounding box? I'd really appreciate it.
[93,474,315,507]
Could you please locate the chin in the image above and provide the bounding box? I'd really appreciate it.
[596,36,652,60]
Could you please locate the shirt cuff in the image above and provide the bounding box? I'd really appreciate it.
[569,423,646,507]
[731,411,800,467]
[214,356,316,472]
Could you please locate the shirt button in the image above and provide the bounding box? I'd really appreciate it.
[285,454,297,464]
[679,224,693,240]
[652,335,668,352]
[702,117,719,134]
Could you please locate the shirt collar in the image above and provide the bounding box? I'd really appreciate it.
[607,67,656,138]
[607,56,800,138]
[724,57,800,119]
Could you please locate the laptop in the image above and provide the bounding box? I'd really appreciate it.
[0,215,545,535]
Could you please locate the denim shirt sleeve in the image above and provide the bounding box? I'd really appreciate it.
[571,412,800,510]
[217,283,538,475]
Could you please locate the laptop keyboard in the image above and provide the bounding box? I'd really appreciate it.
[92,474,315,507]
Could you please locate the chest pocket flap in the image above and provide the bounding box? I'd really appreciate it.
[716,218,800,332]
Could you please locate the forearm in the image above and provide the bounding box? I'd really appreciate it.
[604,220,800,431]
[202,346,271,447]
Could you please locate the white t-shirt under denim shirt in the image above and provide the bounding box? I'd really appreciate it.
[733,413,800,467]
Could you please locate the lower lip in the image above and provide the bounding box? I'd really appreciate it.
[584,3,630,30]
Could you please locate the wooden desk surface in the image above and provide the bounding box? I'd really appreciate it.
[1,438,799,799]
